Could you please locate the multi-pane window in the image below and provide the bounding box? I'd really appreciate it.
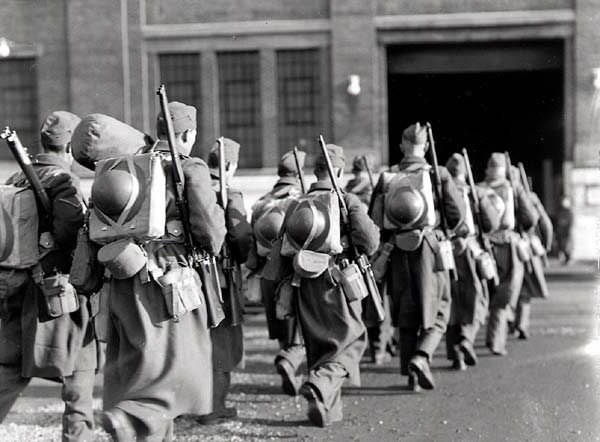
[277,49,326,158]
[217,51,261,168]
[158,53,201,142]
[0,58,37,158]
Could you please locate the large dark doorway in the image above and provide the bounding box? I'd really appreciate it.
[387,41,565,212]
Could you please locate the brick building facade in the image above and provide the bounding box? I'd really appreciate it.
[1,0,599,258]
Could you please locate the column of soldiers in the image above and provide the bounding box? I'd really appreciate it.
[0,95,553,440]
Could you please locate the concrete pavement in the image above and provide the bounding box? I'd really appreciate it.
[1,266,598,441]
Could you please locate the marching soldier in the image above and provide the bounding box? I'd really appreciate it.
[0,111,97,441]
[277,143,379,426]
[444,153,500,370]
[198,138,253,423]
[370,123,465,391]
[556,197,573,265]
[345,155,373,209]
[96,103,227,441]
[248,150,305,396]
[514,182,553,339]
[477,154,538,356]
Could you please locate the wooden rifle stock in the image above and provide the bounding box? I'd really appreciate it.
[156,85,225,327]
[292,146,306,193]
[425,123,458,281]
[462,148,500,286]
[318,135,385,322]
[1,127,52,217]
[217,137,244,326]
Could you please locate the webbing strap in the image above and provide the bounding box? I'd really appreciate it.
[300,200,320,250]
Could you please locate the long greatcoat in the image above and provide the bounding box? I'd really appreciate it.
[102,151,226,436]
[0,154,96,379]
[210,175,253,372]
[280,181,380,385]
[477,177,539,309]
[520,192,552,300]
[370,157,466,330]
[248,176,302,341]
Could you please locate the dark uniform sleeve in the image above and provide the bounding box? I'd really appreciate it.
[345,193,380,256]
[226,188,253,264]
[368,173,386,229]
[182,158,226,255]
[531,192,553,251]
[439,167,466,230]
[516,185,539,231]
[44,172,85,252]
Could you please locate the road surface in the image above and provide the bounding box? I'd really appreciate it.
[1,264,598,442]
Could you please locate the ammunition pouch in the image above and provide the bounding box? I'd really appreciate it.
[330,261,369,303]
[476,251,498,281]
[157,266,203,319]
[419,230,456,273]
[69,226,104,296]
[292,250,330,279]
[515,236,532,262]
[370,240,394,282]
[40,273,79,318]
[394,229,425,251]
[529,234,546,257]
[275,277,295,320]
[97,238,147,280]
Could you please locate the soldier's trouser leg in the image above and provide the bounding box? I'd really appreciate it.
[486,307,509,354]
[398,328,419,376]
[276,343,305,373]
[461,322,480,346]
[417,326,445,361]
[445,325,461,360]
[213,371,231,411]
[0,365,30,422]
[367,295,394,362]
[307,362,346,418]
[515,300,531,334]
[61,370,95,442]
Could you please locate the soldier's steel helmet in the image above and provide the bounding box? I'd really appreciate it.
[285,200,330,249]
[254,208,285,250]
[385,187,427,228]
[91,168,139,219]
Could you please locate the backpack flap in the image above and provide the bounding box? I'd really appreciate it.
[0,186,40,269]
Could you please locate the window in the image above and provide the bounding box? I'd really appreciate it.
[0,58,38,158]
[158,53,201,141]
[218,51,261,168]
[277,49,328,158]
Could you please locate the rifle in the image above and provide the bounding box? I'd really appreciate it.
[156,85,225,327]
[217,137,244,326]
[318,135,385,322]
[362,155,375,189]
[425,123,458,281]
[517,162,549,267]
[292,146,306,193]
[1,127,52,217]
[504,152,533,273]
[462,148,500,286]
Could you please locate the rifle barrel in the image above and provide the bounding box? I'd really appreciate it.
[1,127,52,214]
[293,146,306,193]
[362,155,375,189]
